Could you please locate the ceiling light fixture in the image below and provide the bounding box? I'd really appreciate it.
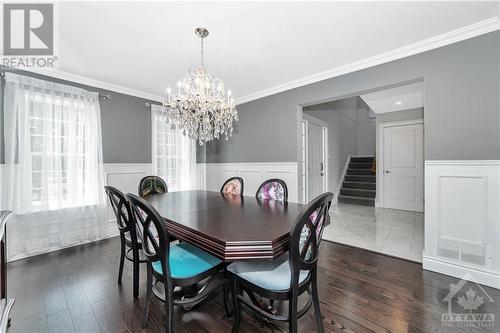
[162,28,238,145]
[395,101,403,105]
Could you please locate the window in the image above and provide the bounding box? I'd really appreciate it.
[2,72,107,259]
[152,105,196,191]
[28,96,95,207]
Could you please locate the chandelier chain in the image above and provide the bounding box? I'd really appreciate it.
[201,37,204,67]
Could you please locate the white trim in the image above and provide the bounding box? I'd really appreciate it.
[424,160,500,289]
[301,115,329,203]
[203,162,297,168]
[425,160,500,166]
[376,119,424,209]
[202,162,299,202]
[302,113,329,128]
[235,17,500,105]
[302,118,308,203]
[21,69,164,102]
[423,256,500,289]
[103,163,153,223]
[334,154,351,205]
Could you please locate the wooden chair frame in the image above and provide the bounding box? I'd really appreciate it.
[255,178,289,203]
[230,192,333,333]
[126,193,229,332]
[138,175,168,197]
[220,177,244,196]
[104,186,146,298]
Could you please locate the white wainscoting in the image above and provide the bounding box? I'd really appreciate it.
[423,160,500,288]
[197,162,299,203]
[103,163,152,234]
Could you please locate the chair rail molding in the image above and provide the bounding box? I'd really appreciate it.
[197,162,299,203]
[423,160,500,289]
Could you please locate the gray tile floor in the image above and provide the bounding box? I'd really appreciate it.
[323,203,424,262]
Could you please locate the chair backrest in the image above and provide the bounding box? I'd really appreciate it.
[255,178,288,202]
[138,175,168,197]
[104,185,134,233]
[220,177,244,196]
[126,193,171,278]
[289,192,333,279]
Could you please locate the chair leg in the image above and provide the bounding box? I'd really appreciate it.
[311,276,324,333]
[223,282,231,318]
[132,248,140,298]
[118,236,125,284]
[232,276,241,333]
[142,264,153,329]
[163,282,174,333]
[288,292,298,333]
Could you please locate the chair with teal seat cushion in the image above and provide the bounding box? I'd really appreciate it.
[126,193,228,333]
[227,253,309,291]
[228,192,333,333]
[152,242,222,279]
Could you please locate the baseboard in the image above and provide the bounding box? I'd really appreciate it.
[423,256,500,289]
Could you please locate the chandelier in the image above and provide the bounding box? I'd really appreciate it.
[163,28,238,145]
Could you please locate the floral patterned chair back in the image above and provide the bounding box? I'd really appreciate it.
[220,177,244,196]
[138,176,168,197]
[255,178,288,203]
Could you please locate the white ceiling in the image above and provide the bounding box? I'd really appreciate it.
[50,2,500,102]
[361,82,424,114]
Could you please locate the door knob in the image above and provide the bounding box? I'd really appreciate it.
[385,170,391,173]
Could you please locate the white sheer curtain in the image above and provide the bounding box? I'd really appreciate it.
[151,104,196,191]
[1,73,107,260]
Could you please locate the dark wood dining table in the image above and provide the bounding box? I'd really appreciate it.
[143,190,306,262]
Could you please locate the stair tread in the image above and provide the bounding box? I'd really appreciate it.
[341,188,375,193]
[338,195,374,201]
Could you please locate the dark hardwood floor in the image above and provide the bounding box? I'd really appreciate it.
[6,237,500,333]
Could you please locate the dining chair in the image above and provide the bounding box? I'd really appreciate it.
[220,177,244,196]
[255,178,288,202]
[104,186,146,298]
[138,175,168,197]
[228,192,333,333]
[125,193,229,332]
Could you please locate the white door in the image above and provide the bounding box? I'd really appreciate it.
[307,122,325,201]
[383,123,424,212]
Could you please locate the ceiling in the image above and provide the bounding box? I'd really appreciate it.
[361,82,424,114]
[46,2,500,102]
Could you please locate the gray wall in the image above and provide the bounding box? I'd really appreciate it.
[356,99,376,156]
[204,31,500,163]
[0,68,157,164]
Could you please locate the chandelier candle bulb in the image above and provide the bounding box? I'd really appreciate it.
[162,27,238,145]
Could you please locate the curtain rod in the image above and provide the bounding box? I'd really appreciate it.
[0,70,112,100]
[1,71,153,106]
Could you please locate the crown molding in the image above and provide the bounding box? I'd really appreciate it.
[235,16,500,105]
[21,68,164,102]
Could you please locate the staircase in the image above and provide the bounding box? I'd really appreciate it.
[338,156,376,206]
